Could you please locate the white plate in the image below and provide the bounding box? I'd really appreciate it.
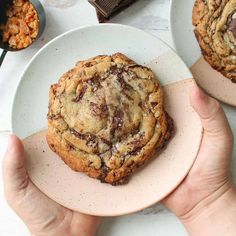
[170,0,199,68]
[11,24,202,216]
[170,0,236,181]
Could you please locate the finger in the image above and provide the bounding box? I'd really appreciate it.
[190,85,233,142]
[2,135,29,197]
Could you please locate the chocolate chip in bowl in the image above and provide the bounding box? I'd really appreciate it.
[0,0,46,66]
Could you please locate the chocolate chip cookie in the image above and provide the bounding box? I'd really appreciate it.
[193,0,236,82]
[47,53,173,185]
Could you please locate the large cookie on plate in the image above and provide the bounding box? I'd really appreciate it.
[46,53,173,185]
[193,0,236,82]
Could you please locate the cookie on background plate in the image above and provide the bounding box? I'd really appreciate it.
[47,53,173,185]
[193,0,236,82]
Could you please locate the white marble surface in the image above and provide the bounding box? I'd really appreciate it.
[0,0,187,235]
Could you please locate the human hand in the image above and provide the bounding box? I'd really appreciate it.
[163,85,235,235]
[3,135,100,236]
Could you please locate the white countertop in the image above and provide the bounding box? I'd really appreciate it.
[0,0,229,235]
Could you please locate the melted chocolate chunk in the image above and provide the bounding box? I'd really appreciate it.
[51,84,59,95]
[111,66,136,102]
[85,62,93,67]
[128,64,150,71]
[138,101,142,108]
[128,132,145,149]
[126,147,142,156]
[61,88,66,95]
[130,139,142,147]
[111,69,134,100]
[101,165,110,174]
[111,109,124,134]
[86,134,98,148]
[126,160,135,168]
[121,90,133,100]
[110,65,124,76]
[68,144,75,150]
[70,129,98,148]
[111,144,118,153]
[87,74,102,92]
[110,65,118,74]
[90,102,108,118]
[73,85,87,102]
[227,11,236,38]
[70,128,85,139]
[47,114,62,120]
[100,150,112,161]
[118,75,132,90]
[101,104,108,112]
[88,161,94,167]
[100,137,112,147]
[151,102,158,108]
[130,128,140,136]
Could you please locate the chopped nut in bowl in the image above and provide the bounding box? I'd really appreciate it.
[0,0,45,66]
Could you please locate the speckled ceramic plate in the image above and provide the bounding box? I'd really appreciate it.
[11,24,202,216]
[170,0,236,107]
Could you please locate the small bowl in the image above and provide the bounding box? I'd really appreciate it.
[0,0,46,66]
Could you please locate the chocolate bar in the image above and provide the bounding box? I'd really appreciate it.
[89,0,137,22]
[88,0,122,18]
[96,10,108,23]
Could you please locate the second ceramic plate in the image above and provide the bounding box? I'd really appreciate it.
[170,0,236,106]
[12,24,202,216]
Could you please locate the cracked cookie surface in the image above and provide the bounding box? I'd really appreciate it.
[47,53,173,185]
[193,0,236,82]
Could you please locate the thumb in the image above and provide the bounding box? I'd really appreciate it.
[190,85,233,143]
[2,135,29,200]
[190,85,233,168]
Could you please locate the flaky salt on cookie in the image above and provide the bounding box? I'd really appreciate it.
[47,53,173,185]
